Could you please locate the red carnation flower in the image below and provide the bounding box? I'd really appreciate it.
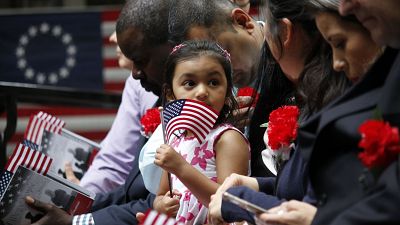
[237,87,259,108]
[358,120,400,169]
[267,106,299,150]
[140,108,161,137]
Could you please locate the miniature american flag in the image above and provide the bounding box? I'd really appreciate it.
[0,143,52,197]
[163,99,219,144]
[140,210,184,225]
[24,111,65,145]
[5,143,52,175]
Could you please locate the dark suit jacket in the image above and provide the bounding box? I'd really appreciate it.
[299,48,400,225]
[90,145,155,225]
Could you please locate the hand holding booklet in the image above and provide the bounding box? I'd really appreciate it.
[0,165,94,225]
[223,192,269,215]
[0,111,99,225]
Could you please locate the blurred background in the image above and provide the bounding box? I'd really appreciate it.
[0,0,126,158]
[0,0,123,8]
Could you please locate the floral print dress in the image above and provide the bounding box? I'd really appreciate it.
[168,123,249,225]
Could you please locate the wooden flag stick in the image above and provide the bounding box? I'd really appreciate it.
[158,106,173,198]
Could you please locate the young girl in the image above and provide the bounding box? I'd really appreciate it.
[153,40,250,224]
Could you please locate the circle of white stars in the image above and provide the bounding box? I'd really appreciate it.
[15,22,77,84]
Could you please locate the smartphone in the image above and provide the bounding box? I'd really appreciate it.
[222,192,269,215]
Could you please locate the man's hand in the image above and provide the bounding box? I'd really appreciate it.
[65,162,80,185]
[25,196,73,225]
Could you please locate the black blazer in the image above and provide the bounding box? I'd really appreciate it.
[298,48,400,225]
[90,144,155,225]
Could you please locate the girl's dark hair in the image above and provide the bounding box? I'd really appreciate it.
[163,40,238,125]
[249,0,350,176]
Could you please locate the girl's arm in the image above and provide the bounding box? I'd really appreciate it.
[214,130,249,184]
[153,170,180,216]
[155,130,249,206]
[157,170,170,196]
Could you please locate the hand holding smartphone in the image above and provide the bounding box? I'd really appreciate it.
[222,192,269,215]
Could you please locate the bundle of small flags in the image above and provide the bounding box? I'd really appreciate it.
[0,143,53,198]
[1,111,64,198]
[24,111,66,146]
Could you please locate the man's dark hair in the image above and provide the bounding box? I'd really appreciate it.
[168,0,237,44]
[116,0,171,46]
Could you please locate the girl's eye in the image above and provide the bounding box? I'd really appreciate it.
[209,79,219,86]
[183,80,196,87]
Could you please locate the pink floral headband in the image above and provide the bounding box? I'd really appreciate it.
[170,43,185,54]
[170,43,231,62]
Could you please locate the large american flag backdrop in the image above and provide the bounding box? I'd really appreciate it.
[0,9,126,154]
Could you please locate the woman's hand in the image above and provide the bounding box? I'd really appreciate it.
[256,200,317,225]
[219,173,259,191]
[208,174,258,224]
[153,190,181,217]
[154,144,186,174]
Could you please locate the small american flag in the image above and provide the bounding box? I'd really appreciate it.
[5,143,52,175]
[24,112,65,145]
[22,139,39,150]
[140,210,184,225]
[0,171,13,198]
[163,99,219,144]
[36,111,66,129]
[0,143,52,197]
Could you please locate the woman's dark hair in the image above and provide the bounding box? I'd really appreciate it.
[306,0,359,23]
[163,40,238,125]
[297,41,350,118]
[249,0,350,176]
[264,0,318,58]
[249,42,296,176]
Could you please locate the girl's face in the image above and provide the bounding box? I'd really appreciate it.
[316,11,382,83]
[170,55,228,113]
